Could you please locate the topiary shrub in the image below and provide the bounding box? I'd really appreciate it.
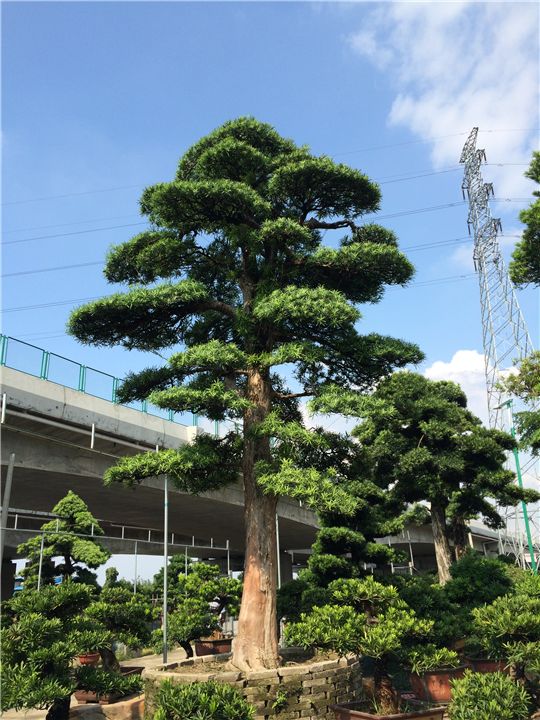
[75,667,143,699]
[448,670,531,720]
[151,597,220,657]
[154,679,254,720]
[444,551,513,606]
[285,577,433,715]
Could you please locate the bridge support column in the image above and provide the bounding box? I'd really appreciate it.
[279,551,293,585]
[1,558,16,600]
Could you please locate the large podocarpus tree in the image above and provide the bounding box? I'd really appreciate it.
[325,373,536,584]
[68,118,421,670]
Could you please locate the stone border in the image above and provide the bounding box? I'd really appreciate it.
[144,655,362,719]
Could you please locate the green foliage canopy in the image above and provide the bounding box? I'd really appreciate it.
[17,491,110,588]
[509,151,540,288]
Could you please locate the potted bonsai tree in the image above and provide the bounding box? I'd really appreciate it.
[75,628,111,667]
[83,584,153,671]
[152,597,221,658]
[0,582,95,720]
[152,560,242,657]
[74,666,143,705]
[154,679,254,720]
[472,580,540,686]
[285,577,446,719]
[448,670,532,720]
[407,645,464,704]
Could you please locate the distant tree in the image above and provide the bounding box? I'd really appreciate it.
[84,585,153,670]
[1,583,98,720]
[68,117,421,669]
[502,351,540,456]
[18,491,110,588]
[509,152,540,287]
[314,373,536,584]
[150,561,242,657]
[278,429,428,621]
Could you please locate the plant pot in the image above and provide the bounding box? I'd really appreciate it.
[78,652,100,666]
[465,656,507,673]
[331,700,445,720]
[75,689,122,704]
[409,666,467,703]
[194,638,232,656]
[120,665,145,676]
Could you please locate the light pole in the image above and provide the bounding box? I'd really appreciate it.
[163,474,169,664]
[499,399,537,573]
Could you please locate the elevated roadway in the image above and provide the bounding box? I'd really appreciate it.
[0,352,318,584]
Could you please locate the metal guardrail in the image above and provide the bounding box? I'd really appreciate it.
[0,334,196,426]
[2,509,230,553]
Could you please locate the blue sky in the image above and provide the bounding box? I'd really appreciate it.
[2,1,539,579]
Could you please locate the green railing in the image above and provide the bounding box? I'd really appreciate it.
[0,334,196,427]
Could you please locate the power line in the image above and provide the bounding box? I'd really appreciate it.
[2,184,143,206]
[2,271,479,315]
[3,126,533,206]
[2,261,103,278]
[3,222,149,246]
[4,202,467,246]
[3,214,140,234]
[2,231,523,280]
[3,296,101,313]
[2,168,463,235]
[0,237,471,279]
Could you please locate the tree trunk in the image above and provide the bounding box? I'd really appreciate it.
[373,668,400,715]
[232,368,280,671]
[99,646,121,672]
[431,503,453,585]
[452,517,469,560]
[180,640,194,658]
[46,697,70,720]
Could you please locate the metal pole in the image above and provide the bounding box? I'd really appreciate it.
[504,400,537,573]
[184,545,188,576]
[37,533,45,590]
[163,475,169,664]
[275,513,281,589]
[227,540,230,577]
[1,393,6,424]
[0,453,16,566]
[134,541,138,594]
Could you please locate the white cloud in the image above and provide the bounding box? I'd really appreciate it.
[424,349,489,422]
[348,2,539,197]
[299,400,357,434]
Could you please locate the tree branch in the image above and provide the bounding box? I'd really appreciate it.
[198,300,238,319]
[303,218,358,231]
[273,390,314,399]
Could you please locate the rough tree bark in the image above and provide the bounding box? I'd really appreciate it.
[430,503,453,585]
[45,697,70,720]
[232,367,280,671]
[451,517,469,560]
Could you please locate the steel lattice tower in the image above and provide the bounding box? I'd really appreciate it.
[460,127,538,570]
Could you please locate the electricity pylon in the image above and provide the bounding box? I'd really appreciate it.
[460,127,538,571]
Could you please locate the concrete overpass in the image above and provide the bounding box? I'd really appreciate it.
[1,335,538,596]
[0,337,319,594]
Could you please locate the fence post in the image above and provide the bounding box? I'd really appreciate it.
[112,377,119,403]
[0,335,8,366]
[78,365,87,392]
[40,351,50,380]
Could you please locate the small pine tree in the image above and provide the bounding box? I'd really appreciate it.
[1,583,97,720]
[17,491,110,588]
